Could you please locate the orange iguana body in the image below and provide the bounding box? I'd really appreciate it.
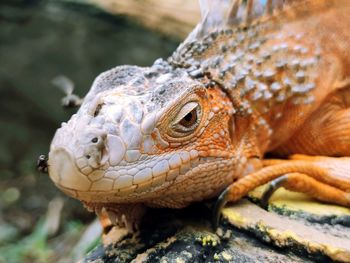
[47,0,350,232]
[186,0,350,224]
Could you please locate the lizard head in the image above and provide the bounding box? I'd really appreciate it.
[48,59,242,208]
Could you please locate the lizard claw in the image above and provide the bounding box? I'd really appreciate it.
[260,175,288,209]
[212,187,230,230]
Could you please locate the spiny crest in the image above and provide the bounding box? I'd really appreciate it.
[202,0,333,25]
[168,0,335,119]
[198,0,261,30]
[182,0,332,46]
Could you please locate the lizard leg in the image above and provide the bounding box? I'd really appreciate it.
[274,87,350,157]
[213,157,350,228]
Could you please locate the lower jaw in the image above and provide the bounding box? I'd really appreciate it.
[83,201,147,230]
[59,157,233,205]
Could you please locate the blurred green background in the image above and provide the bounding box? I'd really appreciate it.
[0,0,179,262]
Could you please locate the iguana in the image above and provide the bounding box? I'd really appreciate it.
[46,0,350,233]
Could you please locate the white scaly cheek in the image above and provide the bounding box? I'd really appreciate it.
[106,104,124,123]
[141,112,157,134]
[101,150,199,192]
[133,168,153,184]
[142,135,155,153]
[168,154,182,169]
[125,150,141,162]
[152,160,170,177]
[90,177,114,191]
[120,118,142,150]
[126,100,144,124]
[107,135,126,166]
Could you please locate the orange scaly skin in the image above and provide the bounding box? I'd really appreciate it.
[172,0,350,225]
[47,0,350,233]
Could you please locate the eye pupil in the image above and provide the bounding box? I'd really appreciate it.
[184,112,193,122]
[179,109,197,127]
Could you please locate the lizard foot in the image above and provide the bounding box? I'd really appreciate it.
[260,175,288,209]
[212,187,230,230]
[213,155,350,229]
[260,172,350,208]
[88,203,146,244]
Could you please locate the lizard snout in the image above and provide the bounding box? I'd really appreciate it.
[48,147,92,192]
[47,128,112,198]
[80,133,108,169]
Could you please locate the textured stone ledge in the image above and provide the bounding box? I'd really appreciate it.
[82,186,350,262]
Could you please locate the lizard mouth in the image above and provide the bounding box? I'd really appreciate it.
[48,144,232,205]
[48,147,92,192]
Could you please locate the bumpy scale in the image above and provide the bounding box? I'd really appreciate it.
[48,0,350,233]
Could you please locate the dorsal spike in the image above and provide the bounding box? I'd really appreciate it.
[198,0,210,21]
[198,0,232,31]
[245,0,254,24]
[227,0,241,25]
[276,0,284,11]
[265,0,273,15]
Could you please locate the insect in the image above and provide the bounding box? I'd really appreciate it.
[51,75,83,108]
[45,0,350,233]
[37,154,48,174]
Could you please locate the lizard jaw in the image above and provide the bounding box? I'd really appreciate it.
[48,147,92,192]
[48,142,234,206]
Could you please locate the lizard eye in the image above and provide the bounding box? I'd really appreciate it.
[172,102,201,134]
[179,108,197,127]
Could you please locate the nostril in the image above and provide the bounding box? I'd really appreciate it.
[93,103,104,117]
[86,155,91,159]
[91,137,98,143]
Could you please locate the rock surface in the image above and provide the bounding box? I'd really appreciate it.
[82,186,350,263]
